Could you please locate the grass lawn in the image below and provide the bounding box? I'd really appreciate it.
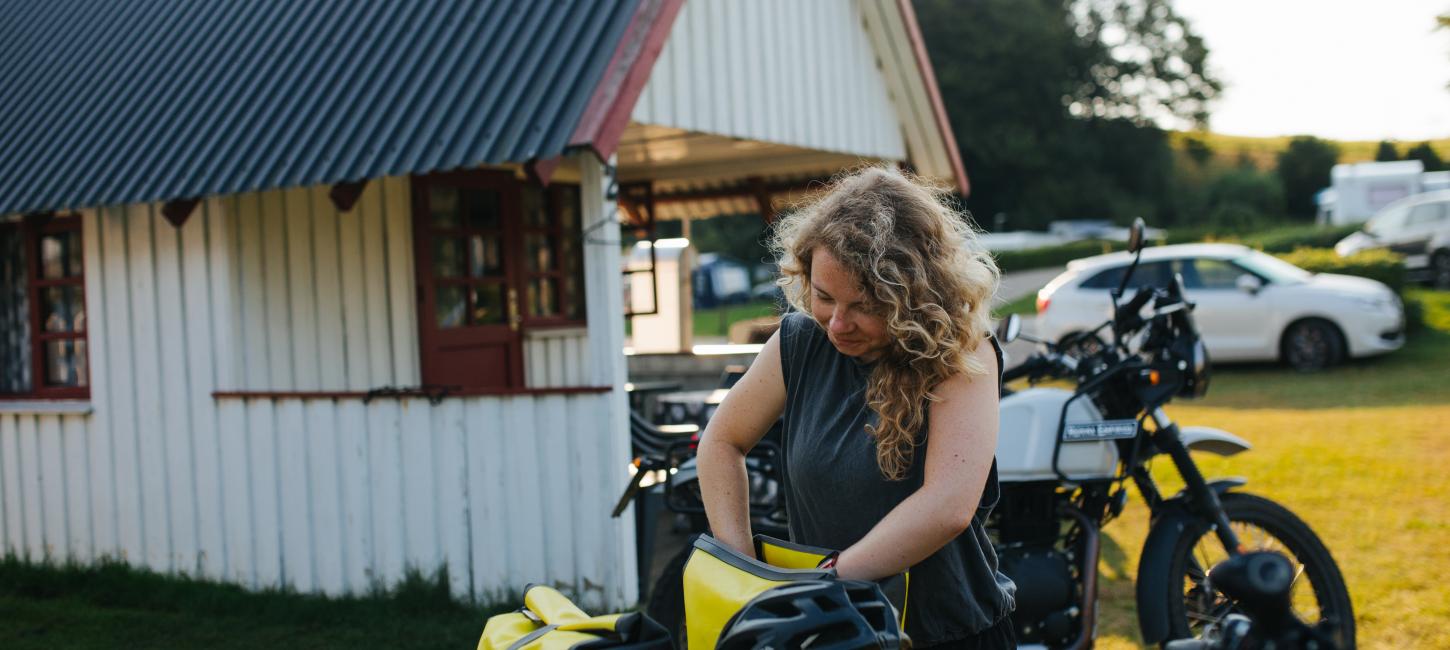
[6,291,1449,649]
[993,292,1038,318]
[0,560,502,649]
[692,298,781,338]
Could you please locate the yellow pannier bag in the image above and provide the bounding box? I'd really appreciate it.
[683,535,837,650]
[477,584,670,650]
[753,534,909,630]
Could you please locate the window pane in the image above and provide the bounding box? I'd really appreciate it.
[469,234,503,277]
[1081,262,1170,290]
[40,230,81,279]
[564,274,582,320]
[525,233,554,272]
[43,339,87,388]
[464,189,501,230]
[436,285,466,328]
[1182,258,1243,290]
[42,285,84,332]
[469,285,506,324]
[558,185,580,233]
[429,187,460,229]
[433,236,465,278]
[562,223,583,320]
[523,185,547,228]
[0,226,31,393]
[527,278,558,317]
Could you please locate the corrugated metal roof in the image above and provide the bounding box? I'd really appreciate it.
[0,0,645,215]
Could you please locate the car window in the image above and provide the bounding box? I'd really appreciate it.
[1405,202,1447,228]
[1179,258,1246,290]
[1366,204,1410,236]
[1079,261,1171,290]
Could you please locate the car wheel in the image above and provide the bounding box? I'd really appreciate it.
[1433,251,1450,290]
[1282,319,1344,372]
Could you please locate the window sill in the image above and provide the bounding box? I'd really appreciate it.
[211,386,613,401]
[0,400,94,415]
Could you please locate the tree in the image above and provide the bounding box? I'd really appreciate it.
[1405,142,1445,172]
[1275,137,1340,219]
[913,0,1222,229]
[1374,140,1399,162]
[1071,0,1223,127]
[1183,135,1214,166]
[1205,168,1285,228]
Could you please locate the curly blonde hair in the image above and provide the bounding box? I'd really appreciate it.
[770,166,1000,481]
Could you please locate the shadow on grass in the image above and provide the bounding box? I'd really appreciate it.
[1200,329,1450,410]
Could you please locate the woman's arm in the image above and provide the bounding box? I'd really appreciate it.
[834,342,1000,580]
[696,330,788,557]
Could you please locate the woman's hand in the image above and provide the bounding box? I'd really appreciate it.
[833,342,1000,580]
[695,330,788,557]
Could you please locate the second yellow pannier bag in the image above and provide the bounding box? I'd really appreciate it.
[477,584,670,650]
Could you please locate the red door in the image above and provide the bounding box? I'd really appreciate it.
[413,170,524,389]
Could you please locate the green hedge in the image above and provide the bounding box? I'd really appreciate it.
[1274,247,1407,293]
[1165,223,1361,252]
[994,224,1362,275]
[992,239,1125,274]
[1243,224,1362,253]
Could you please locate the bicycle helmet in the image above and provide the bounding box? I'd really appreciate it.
[716,580,906,650]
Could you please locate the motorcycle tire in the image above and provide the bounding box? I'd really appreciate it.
[646,545,692,649]
[1161,492,1355,649]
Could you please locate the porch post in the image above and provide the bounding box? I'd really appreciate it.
[579,153,640,609]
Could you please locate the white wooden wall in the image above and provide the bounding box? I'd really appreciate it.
[0,155,637,609]
[223,178,420,391]
[632,0,908,161]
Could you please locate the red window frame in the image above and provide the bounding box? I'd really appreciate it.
[410,171,588,392]
[0,214,90,400]
[520,183,588,328]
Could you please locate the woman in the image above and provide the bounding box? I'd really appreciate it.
[696,167,1016,648]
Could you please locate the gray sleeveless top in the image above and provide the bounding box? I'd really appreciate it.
[776,312,1016,644]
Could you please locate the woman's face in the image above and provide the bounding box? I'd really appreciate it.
[809,247,892,362]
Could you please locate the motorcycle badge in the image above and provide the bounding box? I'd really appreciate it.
[1062,419,1139,442]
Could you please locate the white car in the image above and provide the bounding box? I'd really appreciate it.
[1034,243,1405,370]
[1334,190,1450,288]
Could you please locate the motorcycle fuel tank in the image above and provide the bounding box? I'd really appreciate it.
[998,388,1120,482]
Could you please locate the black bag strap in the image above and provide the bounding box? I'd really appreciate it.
[506,624,559,650]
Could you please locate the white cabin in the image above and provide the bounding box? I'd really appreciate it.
[0,0,967,609]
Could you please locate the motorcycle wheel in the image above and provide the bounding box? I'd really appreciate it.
[646,545,691,649]
[1163,492,1355,649]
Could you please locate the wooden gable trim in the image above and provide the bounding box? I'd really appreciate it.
[568,0,686,162]
[895,0,970,197]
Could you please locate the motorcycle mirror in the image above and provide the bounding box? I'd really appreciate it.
[995,314,1021,344]
[1127,217,1147,253]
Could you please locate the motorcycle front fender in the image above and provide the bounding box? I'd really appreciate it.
[1134,480,1244,645]
[1178,425,1251,457]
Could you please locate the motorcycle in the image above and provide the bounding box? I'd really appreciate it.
[626,220,1354,649]
[989,219,1353,649]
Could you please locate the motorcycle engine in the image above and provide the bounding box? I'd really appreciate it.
[999,545,1078,646]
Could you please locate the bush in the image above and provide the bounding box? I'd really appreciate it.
[1275,247,1407,293]
[1206,168,1285,223]
[993,239,1125,273]
[1245,224,1361,253]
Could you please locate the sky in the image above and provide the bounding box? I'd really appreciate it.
[1172,0,1450,142]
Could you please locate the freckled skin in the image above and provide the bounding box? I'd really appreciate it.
[809,248,892,362]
